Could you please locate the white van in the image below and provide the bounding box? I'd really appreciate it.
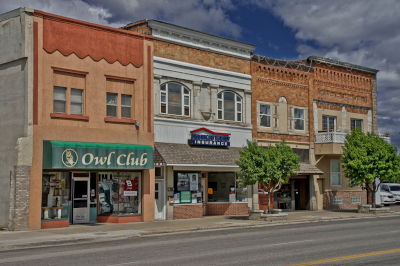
[379,183,400,203]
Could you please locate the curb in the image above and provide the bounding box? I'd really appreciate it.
[1,213,400,251]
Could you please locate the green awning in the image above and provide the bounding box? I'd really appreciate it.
[43,141,154,170]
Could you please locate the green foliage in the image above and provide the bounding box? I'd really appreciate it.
[341,129,400,188]
[236,139,300,188]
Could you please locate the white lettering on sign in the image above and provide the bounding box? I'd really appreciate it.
[79,151,148,167]
[126,180,133,187]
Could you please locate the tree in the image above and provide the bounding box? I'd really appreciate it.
[236,139,300,214]
[341,129,400,208]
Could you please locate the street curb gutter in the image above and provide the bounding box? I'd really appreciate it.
[1,214,400,251]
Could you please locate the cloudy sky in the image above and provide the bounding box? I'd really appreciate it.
[1,0,399,149]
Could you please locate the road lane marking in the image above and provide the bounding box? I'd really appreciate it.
[288,248,400,266]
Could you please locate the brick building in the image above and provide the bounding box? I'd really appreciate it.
[250,54,383,211]
[0,8,155,230]
[123,20,257,219]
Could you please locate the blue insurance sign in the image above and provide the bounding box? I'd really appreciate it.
[190,128,231,147]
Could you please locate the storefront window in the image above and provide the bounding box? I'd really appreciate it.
[276,181,292,210]
[98,172,141,216]
[208,172,247,203]
[173,172,202,204]
[41,172,71,220]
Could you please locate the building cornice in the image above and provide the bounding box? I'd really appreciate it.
[147,20,256,60]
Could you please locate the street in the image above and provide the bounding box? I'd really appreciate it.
[1,216,400,265]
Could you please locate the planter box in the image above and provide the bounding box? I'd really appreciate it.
[358,204,390,214]
[260,213,288,222]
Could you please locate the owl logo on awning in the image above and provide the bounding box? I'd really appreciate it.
[62,149,78,167]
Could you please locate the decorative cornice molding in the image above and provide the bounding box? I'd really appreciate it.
[317,88,368,104]
[313,99,371,110]
[105,75,136,82]
[148,20,256,60]
[256,77,308,89]
[314,79,371,93]
[51,67,88,76]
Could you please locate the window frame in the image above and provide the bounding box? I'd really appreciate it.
[70,88,83,115]
[322,115,336,132]
[121,94,132,119]
[294,108,305,131]
[106,92,118,118]
[53,86,67,114]
[330,159,342,187]
[217,91,242,122]
[259,103,272,128]
[160,82,190,117]
[351,118,363,131]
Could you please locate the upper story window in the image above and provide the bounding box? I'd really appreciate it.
[322,115,336,131]
[294,108,304,130]
[160,83,190,116]
[331,160,341,186]
[259,104,271,127]
[217,91,242,122]
[53,86,83,115]
[351,119,362,131]
[106,93,132,118]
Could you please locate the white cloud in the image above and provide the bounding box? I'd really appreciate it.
[253,0,400,147]
[0,0,241,37]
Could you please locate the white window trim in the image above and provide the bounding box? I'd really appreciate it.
[121,94,132,119]
[330,159,342,187]
[217,91,242,122]
[350,118,363,131]
[160,83,190,117]
[70,88,83,115]
[294,108,305,131]
[106,92,118,118]
[323,115,337,132]
[259,103,272,128]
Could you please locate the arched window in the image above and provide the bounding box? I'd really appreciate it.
[217,91,242,122]
[160,83,190,116]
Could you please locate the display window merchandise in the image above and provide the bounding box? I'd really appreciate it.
[98,172,142,216]
[173,172,202,204]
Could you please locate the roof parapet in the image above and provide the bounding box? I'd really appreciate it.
[307,55,379,74]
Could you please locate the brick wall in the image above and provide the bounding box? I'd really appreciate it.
[323,190,367,210]
[251,59,314,142]
[8,165,30,231]
[173,204,203,219]
[206,203,248,216]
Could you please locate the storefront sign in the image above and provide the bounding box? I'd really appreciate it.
[180,191,191,203]
[43,141,154,169]
[190,128,231,147]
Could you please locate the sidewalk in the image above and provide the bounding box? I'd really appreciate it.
[1,207,400,251]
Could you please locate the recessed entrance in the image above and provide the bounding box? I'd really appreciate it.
[72,172,90,224]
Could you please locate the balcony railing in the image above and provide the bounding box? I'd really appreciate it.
[315,132,347,143]
[315,132,391,144]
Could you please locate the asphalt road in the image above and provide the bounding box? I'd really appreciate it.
[1,217,400,266]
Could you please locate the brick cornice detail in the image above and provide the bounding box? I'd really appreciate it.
[256,77,308,89]
[313,79,371,93]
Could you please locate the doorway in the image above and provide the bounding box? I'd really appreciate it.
[72,173,90,223]
[155,180,165,220]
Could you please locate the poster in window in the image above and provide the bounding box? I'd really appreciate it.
[174,192,180,203]
[177,173,190,191]
[190,173,198,191]
[180,191,191,203]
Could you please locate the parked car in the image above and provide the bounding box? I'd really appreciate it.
[379,183,400,203]
[376,190,396,206]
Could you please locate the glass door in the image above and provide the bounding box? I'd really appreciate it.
[72,173,90,223]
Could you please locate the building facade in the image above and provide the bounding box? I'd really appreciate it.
[250,55,323,212]
[0,8,155,230]
[308,56,380,210]
[124,20,257,219]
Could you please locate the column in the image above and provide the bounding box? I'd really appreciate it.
[192,81,202,120]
